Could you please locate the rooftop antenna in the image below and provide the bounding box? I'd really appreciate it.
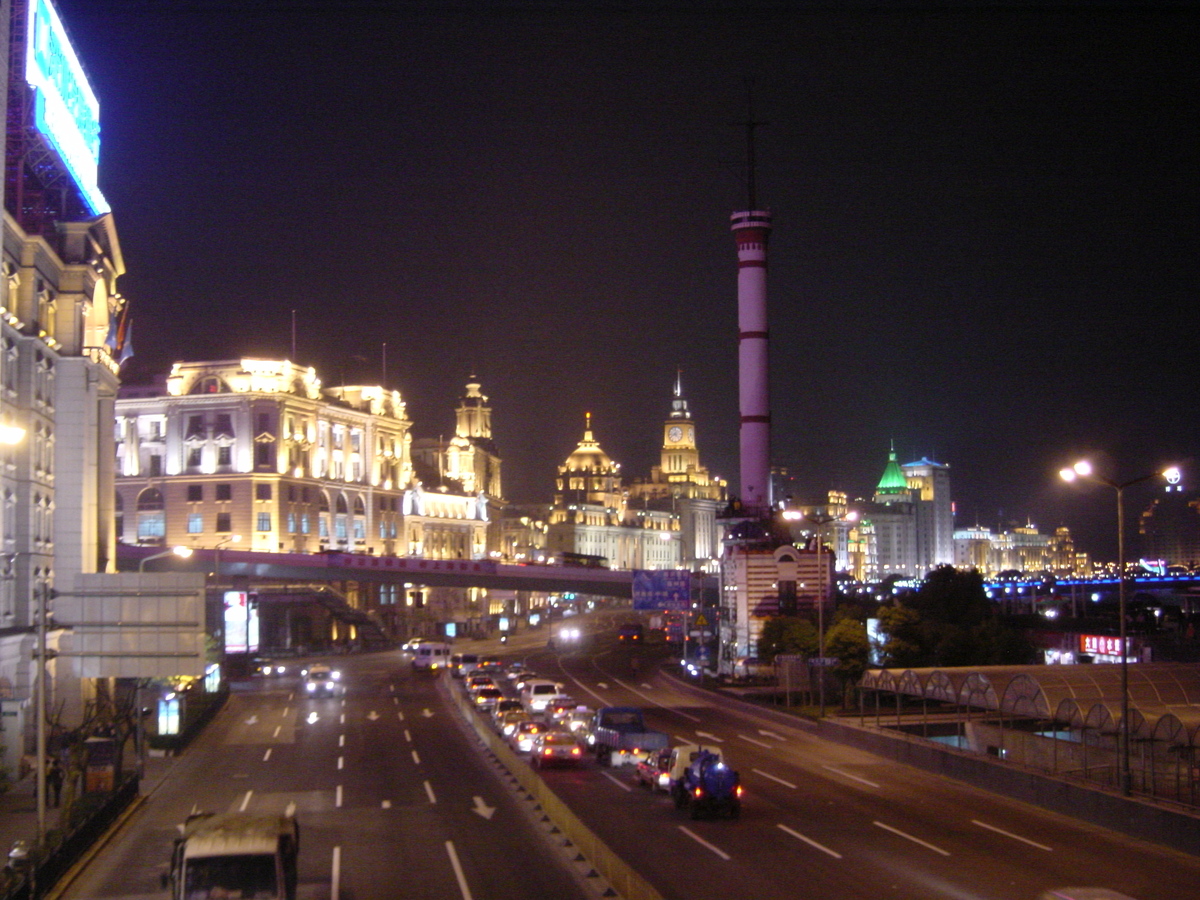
[381,342,387,387]
[738,81,766,210]
[290,309,297,361]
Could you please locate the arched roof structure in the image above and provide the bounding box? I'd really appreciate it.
[860,663,1200,749]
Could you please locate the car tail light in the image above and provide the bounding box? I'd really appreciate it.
[693,787,703,798]
[571,747,581,756]
[543,748,554,756]
[736,785,744,797]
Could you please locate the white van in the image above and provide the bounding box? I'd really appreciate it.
[521,679,567,713]
[410,642,451,671]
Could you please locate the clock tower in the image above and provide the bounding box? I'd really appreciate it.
[661,369,700,479]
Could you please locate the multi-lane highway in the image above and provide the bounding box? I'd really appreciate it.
[59,654,593,900]
[60,622,1200,900]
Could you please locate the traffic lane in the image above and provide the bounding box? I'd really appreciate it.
[634,689,1200,899]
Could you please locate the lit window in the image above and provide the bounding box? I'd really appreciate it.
[257,512,271,532]
[187,513,203,534]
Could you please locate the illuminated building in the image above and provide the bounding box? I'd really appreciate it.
[1,0,180,774]
[1139,476,1200,569]
[953,523,1075,576]
[545,413,680,570]
[627,372,727,572]
[857,446,955,579]
[114,362,499,634]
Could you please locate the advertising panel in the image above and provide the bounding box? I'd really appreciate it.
[223,591,259,654]
[632,569,691,612]
[25,0,109,214]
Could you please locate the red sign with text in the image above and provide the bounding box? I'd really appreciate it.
[1080,634,1128,657]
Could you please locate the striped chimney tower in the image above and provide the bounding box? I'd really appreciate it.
[732,209,772,512]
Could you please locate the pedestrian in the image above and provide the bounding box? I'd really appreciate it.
[46,758,64,808]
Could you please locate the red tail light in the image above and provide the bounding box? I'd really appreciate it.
[543,748,554,756]
[571,747,581,756]
[693,787,703,798]
[735,785,744,797]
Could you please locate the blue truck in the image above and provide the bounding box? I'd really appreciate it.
[588,707,669,767]
[672,749,742,819]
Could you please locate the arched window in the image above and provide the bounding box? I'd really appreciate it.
[136,488,166,543]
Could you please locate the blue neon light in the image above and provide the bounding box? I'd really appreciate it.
[25,0,109,215]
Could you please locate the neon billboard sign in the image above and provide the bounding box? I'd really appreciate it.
[24,0,109,214]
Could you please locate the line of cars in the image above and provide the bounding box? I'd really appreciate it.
[457,661,593,769]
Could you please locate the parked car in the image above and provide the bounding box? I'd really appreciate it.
[530,730,584,769]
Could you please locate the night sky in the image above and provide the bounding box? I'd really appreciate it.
[51,1,1198,561]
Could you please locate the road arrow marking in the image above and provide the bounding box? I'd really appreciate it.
[422,709,434,718]
[471,796,496,820]
[758,729,785,741]
[245,715,259,725]
[695,731,725,743]
[367,711,380,721]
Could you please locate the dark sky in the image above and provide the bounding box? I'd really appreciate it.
[52,1,1198,560]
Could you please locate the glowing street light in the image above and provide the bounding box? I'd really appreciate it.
[138,545,193,573]
[1060,459,1180,796]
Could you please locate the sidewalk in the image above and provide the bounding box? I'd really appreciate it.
[0,750,178,888]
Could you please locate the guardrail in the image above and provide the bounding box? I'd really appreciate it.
[444,680,664,900]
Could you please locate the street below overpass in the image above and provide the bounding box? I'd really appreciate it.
[61,621,1200,900]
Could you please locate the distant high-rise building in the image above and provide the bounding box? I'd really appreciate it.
[1139,482,1200,569]
[902,457,954,570]
[858,446,954,578]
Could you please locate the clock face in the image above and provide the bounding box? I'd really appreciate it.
[668,426,683,443]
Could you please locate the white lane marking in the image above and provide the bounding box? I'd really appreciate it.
[336,785,343,808]
[972,819,1053,851]
[738,734,772,748]
[340,713,345,724]
[412,750,421,765]
[823,765,880,788]
[331,846,341,900]
[339,734,344,747]
[600,770,633,792]
[382,800,392,809]
[695,731,725,743]
[873,821,950,856]
[446,841,474,900]
[404,729,412,743]
[678,826,731,860]
[238,790,253,812]
[641,682,654,689]
[262,748,272,762]
[337,756,344,770]
[397,709,404,720]
[273,725,281,738]
[564,670,702,723]
[425,780,437,804]
[759,729,786,741]
[752,768,795,789]
[282,707,290,718]
[777,823,843,858]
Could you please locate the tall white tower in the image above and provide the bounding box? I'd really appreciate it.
[732,209,772,513]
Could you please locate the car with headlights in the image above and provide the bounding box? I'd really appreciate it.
[543,698,578,725]
[511,721,544,754]
[530,730,584,769]
[473,687,505,713]
[491,699,524,726]
[496,709,530,738]
[301,664,342,698]
[634,747,673,791]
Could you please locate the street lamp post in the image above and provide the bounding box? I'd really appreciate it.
[804,510,858,717]
[1060,460,1180,796]
[138,545,194,573]
[212,535,242,590]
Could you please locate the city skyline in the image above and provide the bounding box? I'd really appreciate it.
[54,0,1198,560]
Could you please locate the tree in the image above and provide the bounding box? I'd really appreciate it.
[824,615,871,707]
[876,604,924,667]
[757,616,818,662]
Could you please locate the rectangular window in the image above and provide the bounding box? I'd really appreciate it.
[257,413,271,434]
[354,520,365,540]
[301,513,310,534]
[335,518,348,540]
[187,447,201,467]
[216,512,232,533]
[187,485,202,502]
[149,455,163,476]
[186,415,205,439]
[318,516,328,538]
[218,445,232,466]
[216,484,232,501]
[187,513,203,534]
[256,483,272,500]
[256,443,273,467]
[214,414,233,438]
[287,513,296,533]
[257,512,271,532]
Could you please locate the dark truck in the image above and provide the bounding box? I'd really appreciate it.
[588,706,669,766]
[673,749,742,819]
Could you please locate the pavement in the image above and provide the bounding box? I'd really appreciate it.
[0,749,179,898]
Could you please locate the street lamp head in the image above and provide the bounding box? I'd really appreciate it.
[1163,465,1182,483]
